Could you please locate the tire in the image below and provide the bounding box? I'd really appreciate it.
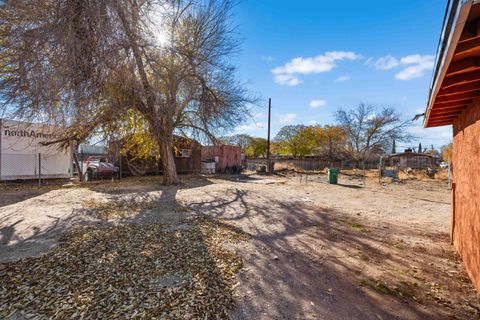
[84,169,94,182]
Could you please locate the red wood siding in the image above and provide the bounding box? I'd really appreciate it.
[452,98,480,290]
[201,145,241,173]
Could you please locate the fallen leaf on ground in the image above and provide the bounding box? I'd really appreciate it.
[0,216,249,319]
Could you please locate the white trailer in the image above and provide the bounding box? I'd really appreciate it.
[0,119,72,180]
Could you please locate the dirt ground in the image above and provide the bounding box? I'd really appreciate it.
[1,173,479,319]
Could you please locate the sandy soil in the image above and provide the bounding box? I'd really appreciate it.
[1,173,479,319]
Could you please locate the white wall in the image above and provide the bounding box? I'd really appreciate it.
[0,119,72,180]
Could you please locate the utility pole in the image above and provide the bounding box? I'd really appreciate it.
[267,98,272,173]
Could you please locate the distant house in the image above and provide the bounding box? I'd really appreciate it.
[424,0,480,290]
[384,149,435,169]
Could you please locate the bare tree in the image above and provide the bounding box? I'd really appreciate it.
[220,134,252,152]
[0,0,252,184]
[335,104,411,166]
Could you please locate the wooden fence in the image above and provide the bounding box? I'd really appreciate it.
[246,158,379,172]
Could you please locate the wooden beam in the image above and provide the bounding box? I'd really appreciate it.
[429,111,462,121]
[435,91,479,103]
[429,117,454,123]
[434,98,473,106]
[429,115,457,122]
[437,80,480,96]
[442,70,480,88]
[431,107,465,115]
[432,100,471,110]
[430,109,465,116]
[453,37,480,62]
[428,118,454,124]
[427,119,453,126]
[459,20,479,41]
[446,57,480,76]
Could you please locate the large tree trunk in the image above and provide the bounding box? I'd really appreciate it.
[73,149,84,182]
[73,142,84,182]
[157,135,180,185]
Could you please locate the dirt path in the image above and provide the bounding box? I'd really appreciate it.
[1,174,478,319]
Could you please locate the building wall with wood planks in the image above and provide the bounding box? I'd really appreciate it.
[201,145,241,173]
[452,98,480,290]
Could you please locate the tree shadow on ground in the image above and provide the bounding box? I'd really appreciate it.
[0,215,243,318]
[0,179,75,208]
[0,175,248,318]
[0,189,52,208]
[184,186,479,320]
[0,175,212,262]
[1,174,478,319]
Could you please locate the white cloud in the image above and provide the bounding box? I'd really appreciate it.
[272,51,360,86]
[234,122,266,134]
[366,54,435,80]
[395,54,435,80]
[335,75,351,82]
[309,120,319,125]
[309,99,328,109]
[253,112,265,119]
[366,55,399,70]
[278,113,297,125]
[273,74,301,86]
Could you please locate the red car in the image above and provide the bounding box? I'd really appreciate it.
[80,156,119,181]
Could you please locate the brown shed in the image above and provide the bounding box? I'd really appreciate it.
[385,150,436,169]
[424,0,480,290]
[173,137,202,174]
[201,145,242,173]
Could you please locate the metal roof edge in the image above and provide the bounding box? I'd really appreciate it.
[424,0,473,127]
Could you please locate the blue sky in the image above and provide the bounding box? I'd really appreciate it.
[230,0,452,150]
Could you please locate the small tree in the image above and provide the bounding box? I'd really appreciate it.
[391,139,396,154]
[274,125,318,158]
[441,143,453,163]
[314,125,346,162]
[245,137,268,158]
[418,142,423,153]
[220,134,253,153]
[335,104,411,166]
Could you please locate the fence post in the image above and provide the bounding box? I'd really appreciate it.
[119,154,123,180]
[38,153,41,187]
[448,161,452,189]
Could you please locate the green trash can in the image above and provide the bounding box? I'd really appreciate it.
[328,168,339,184]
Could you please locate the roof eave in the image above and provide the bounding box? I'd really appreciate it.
[424,0,474,128]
